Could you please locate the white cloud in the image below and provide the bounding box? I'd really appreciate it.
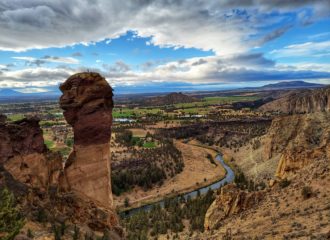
[0,67,74,88]
[0,0,329,54]
[12,55,79,65]
[270,40,330,58]
[1,54,330,89]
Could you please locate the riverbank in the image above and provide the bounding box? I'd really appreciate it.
[114,140,226,211]
[120,153,235,216]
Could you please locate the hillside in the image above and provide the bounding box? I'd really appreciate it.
[145,92,200,106]
[259,86,330,113]
[0,89,25,97]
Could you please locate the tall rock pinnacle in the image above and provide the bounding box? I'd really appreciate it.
[59,72,114,207]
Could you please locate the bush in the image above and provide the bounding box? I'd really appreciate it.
[301,186,313,199]
[279,178,291,188]
[0,188,24,240]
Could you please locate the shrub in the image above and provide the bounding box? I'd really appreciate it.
[0,188,24,240]
[301,186,313,199]
[279,178,291,188]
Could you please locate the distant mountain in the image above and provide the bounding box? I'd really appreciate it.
[0,88,60,103]
[145,92,200,106]
[260,81,324,90]
[0,89,25,97]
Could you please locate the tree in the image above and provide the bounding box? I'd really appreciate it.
[124,197,130,208]
[72,225,80,240]
[0,188,24,240]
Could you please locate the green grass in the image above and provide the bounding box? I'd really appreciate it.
[173,96,260,109]
[202,96,260,104]
[57,147,71,156]
[112,107,163,118]
[44,140,55,149]
[143,141,157,148]
[7,114,25,122]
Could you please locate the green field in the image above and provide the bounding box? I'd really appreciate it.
[7,114,25,121]
[113,107,163,118]
[44,140,55,149]
[143,141,157,148]
[174,95,259,109]
[112,95,260,119]
[202,96,260,104]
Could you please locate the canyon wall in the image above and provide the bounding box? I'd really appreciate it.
[205,87,330,235]
[263,112,330,179]
[59,72,114,208]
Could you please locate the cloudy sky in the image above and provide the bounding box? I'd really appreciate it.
[0,0,330,94]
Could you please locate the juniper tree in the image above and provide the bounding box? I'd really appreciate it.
[0,188,24,240]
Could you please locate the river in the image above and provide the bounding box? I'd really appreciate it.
[121,153,235,217]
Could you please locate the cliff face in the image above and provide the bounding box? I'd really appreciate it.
[263,113,330,178]
[0,118,62,189]
[204,184,264,230]
[59,72,114,208]
[259,86,330,113]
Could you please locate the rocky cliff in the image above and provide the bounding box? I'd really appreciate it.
[0,117,62,190]
[259,86,330,113]
[59,72,114,208]
[263,113,330,178]
[204,184,264,230]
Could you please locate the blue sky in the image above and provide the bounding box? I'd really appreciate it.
[0,1,330,94]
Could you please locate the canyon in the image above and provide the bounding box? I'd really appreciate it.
[201,86,330,239]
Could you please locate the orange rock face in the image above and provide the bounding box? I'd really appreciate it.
[204,184,264,230]
[0,118,62,189]
[59,72,114,208]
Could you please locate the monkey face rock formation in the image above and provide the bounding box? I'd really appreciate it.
[59,72,114,208]
[0,118,62,190]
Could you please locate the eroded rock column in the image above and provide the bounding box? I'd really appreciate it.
[59,72,113,208]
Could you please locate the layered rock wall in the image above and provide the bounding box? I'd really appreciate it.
[59,72,114,208]
[261,112,330,178]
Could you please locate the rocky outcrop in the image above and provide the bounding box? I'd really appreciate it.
[204,184,264,230]
[262,112,330,178]
[0,118,62,190]
[276,146,328,178]
[259,86,330,113]
[59,72,114,208]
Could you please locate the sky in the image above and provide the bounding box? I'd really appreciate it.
[0,0,330,94]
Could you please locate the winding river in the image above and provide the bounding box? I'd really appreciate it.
[122,154,235,217]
